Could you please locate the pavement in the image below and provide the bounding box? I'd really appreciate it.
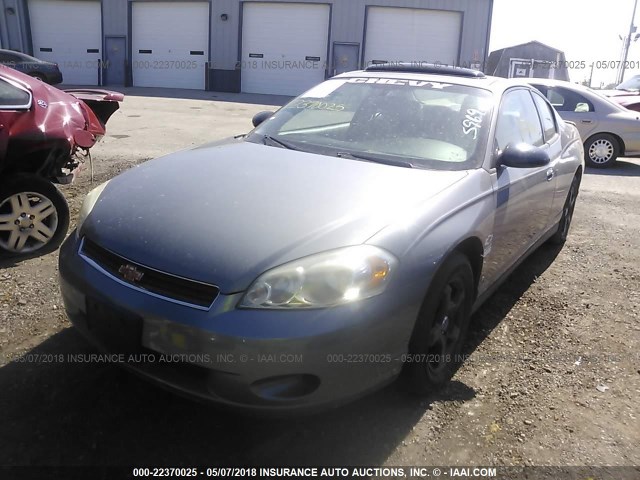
[86,88,291,169]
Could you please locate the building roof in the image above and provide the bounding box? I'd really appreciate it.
[489,40,566,57]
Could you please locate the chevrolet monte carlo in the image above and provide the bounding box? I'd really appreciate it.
[59,64,584,412]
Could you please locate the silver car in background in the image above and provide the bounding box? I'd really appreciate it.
[59,65,584,412]
[531,79,640,168]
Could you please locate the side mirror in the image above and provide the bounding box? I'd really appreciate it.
[498,143,550,168]
[252,110,275,128]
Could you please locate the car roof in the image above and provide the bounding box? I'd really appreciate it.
[526,78,591,90]
[333,67,533,95]
[0,49,43,63]
[524,78,628,103]
[526,78,609,97]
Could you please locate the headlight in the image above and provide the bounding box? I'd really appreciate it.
[240,246,397,309]
[76,180,110,234]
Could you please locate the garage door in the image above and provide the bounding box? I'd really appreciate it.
[132,2,209,89]
[241,3,330,96]
[364,7,462,67]
[28,0,102,85]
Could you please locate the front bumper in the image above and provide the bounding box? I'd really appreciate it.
[59,233,420,412]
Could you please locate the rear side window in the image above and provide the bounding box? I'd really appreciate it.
[531,92,557,142]
[545,87,594,113]
[0,78,31,108]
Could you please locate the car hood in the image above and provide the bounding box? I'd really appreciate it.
[84,140,468,293]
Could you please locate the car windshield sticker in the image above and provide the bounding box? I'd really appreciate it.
[293,100,346,111]
[345,78,453,88]
[463,109,486,139]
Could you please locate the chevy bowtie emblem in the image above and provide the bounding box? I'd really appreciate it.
[118,264,144,283]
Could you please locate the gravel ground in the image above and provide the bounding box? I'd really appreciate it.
[0,93,638,470]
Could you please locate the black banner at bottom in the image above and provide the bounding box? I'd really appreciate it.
[0,466,638,480]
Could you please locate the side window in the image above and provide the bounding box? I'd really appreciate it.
[531,92,557,142]
[495,89,544,151]
[0,78,31,108]
[546,87,594,113]
[546,89,565,108]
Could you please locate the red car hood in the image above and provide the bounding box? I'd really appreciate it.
[600,89,640,110]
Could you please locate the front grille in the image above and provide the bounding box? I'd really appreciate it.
[81,238,219,309]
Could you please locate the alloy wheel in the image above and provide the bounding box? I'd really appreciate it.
[425,277,467,378]
[0,192,59,253]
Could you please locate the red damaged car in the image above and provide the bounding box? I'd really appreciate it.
[600,75,640,112]
[0,64,123,257]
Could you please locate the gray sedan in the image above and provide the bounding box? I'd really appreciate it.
[530,79,640,168]
[59,65,584,412]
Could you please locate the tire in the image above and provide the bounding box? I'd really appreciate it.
[584,133,620,168]
[0,175,70,258]
[405,252,475,394]
[548,173,581,245]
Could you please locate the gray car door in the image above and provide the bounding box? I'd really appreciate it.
[488,88,557,276]
[530,90,564,221]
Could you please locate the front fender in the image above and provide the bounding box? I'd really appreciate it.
[367,169,495,313]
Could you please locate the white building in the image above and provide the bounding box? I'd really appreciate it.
[0,0,494,95]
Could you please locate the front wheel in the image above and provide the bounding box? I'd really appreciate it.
[405,253,474,394]
[0,175,70,257]
[548,173,581,245]
[584,133,619,168]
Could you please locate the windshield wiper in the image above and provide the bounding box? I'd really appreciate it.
[263,135,299,150]
[337,151,413,169]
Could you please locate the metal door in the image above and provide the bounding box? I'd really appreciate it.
[104,36,126,86]
[332,43,360,76]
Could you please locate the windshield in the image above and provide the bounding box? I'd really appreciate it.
[246,77,494,170]
[616,76,640,91]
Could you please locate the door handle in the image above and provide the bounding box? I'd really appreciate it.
[546,168,555,181]
[581,119,593,124]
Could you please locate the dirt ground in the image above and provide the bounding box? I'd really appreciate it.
[0,93,638,471]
